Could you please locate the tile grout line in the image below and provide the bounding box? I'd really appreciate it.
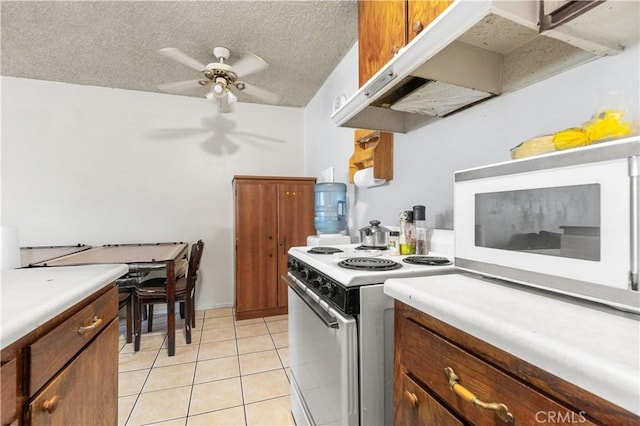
[120,309,291,426]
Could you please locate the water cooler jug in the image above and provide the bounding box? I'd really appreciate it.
[313,183,347,235]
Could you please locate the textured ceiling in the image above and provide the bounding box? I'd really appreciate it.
[1,0,358,107]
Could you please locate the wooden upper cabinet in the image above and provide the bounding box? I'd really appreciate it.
[358,0,405,87]
[358,0,453,87]
[407,0,453,44]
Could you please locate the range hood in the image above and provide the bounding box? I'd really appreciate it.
[331,0,639,133]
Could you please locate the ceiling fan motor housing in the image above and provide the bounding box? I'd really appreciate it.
[213,47,230,61]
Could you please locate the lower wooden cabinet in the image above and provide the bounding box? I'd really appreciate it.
[394,301,639,425]
[1,284,118,426]
[1,359,17,426]
[27,320,118,425]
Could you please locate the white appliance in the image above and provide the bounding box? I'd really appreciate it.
[285,231,456,426]
[454,136,640,314]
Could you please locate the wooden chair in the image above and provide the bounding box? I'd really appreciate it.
[134,240,204,350]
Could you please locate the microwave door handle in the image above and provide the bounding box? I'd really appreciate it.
[284,274,339,329]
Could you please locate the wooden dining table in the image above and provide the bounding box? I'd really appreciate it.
[31,242,189,356]
[20,244,91,267]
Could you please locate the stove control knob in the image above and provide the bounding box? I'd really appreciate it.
[300,268,311,279]
[312,276,323,288]
[320,283,332,295]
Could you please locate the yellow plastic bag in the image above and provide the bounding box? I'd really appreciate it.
[553,109,632,151]
[511,110,634,159]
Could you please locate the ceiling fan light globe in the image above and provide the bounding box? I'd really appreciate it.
[212,82,226,97]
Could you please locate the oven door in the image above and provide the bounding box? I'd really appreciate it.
[286,274,358,426]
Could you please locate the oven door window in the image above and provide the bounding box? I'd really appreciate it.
[475,184,600,261]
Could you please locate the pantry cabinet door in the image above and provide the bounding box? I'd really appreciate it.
[235,182,279,313]
[277,182,315,307]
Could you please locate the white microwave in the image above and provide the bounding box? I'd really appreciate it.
[454,136,640,314]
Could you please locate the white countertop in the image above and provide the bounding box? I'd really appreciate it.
[1,264,128,350]
[384,273,640,415]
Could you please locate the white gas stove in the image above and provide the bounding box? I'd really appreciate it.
[286,230,456,426]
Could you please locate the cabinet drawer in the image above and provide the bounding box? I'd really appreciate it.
[29,285,118,395]
[1,358,17,426]
[398,317,595,425]
[396,372,463,425]
[27,320,118,426]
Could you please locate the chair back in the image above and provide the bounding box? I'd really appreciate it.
[185,240,205,296]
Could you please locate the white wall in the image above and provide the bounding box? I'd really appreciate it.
[304,42,640,234]
[1,77,305,309]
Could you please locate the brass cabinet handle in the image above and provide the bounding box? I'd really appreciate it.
[404,390,419,407]
[42,395,59,414]
[413,20,424,33]
[444,367,514,423]
[78,316,102,335]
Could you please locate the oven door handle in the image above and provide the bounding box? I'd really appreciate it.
[284,274,339,329]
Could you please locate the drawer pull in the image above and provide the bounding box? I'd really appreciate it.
[444,367,514,423]
[78,316,102,335]
[404,390,419,407]
[42,395,59,414]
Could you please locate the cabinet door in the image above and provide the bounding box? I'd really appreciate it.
[406,1,453,43]
[276,182,315,307]
[1,358,17,426]
[396,372,463,425]
[358,0,405,86]
[235,182,279,313]
[27,320,118,425]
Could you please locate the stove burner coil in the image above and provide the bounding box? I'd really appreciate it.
[354,245,388,251]
[338,257,402,271]
[402,256,452,265]
[307,247,344,254]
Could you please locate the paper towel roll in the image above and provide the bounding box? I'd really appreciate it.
[1,226,20,270]
[354,167,386,188]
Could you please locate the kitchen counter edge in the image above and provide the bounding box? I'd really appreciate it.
[384,272,640,415]
[1,264,128,350]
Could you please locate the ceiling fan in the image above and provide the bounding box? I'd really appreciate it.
[157,46,280,112]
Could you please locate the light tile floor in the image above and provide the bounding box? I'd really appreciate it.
[117,307,294,426]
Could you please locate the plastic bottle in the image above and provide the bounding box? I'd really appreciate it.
[413,205,428,255]
[399,210,415,255]
[389,231,400,255]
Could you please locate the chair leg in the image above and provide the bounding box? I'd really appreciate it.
[125,293,133,343]
[184,298,191,345]
[134,298,142,351]
[147,305,154,332]
[191,294,196,328]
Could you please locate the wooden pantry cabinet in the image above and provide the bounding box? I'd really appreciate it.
[1,284,118,426]
[234,176,315,320]
[358,0,453,86]
[394,301,639,425]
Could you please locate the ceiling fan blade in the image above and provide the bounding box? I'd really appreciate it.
[157,79,204,94]
[239,82,281,104]
[232,53,268,78]
[158,48,207,72]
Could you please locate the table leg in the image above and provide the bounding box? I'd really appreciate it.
[166,260,176,356]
